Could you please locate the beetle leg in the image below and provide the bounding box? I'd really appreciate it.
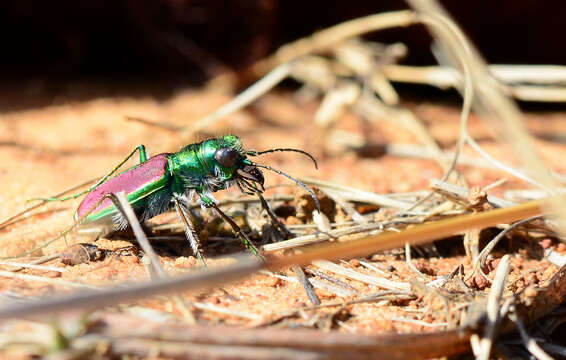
[292,265,321,305]
[240,180,320,304]
[257,190,293,239]
[28,144,148,203]
[3,192,128,260]
[173,197,207,268]
[239,178,292,239]
[210,202,264,261]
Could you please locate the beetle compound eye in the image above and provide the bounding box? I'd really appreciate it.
[214,147,239,168]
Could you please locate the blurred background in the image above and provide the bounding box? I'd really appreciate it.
[1,0,565,110]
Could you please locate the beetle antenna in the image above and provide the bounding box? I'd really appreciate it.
[252,163,321,212]
[248,148,318,169]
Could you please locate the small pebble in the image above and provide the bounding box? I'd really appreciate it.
[485,258,501,273]
[415,261,435,276]
[349,259,360,267]
[471,275,490,290]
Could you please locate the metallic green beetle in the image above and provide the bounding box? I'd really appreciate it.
[43,135,319,259]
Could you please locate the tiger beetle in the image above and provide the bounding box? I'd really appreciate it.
[34,135,320,263]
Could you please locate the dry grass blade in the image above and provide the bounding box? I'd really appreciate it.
[508,85,566,102]
[478,255,510,360]
[271,197,550,267]
[405,243,430,281]
[262,223,383,252]
[186,11,422,138]
[114,192,166,278]
[125,115,183,131]
[382,64,566,102]
[390,317,448,328]
[313,260,410,291]
[0,254,262,320]
[116,192,198,323]
[260,270,357,298]
[467,216,543,282]
[0,260,67,273]
[304,178,411,209]
[292,265,321,305]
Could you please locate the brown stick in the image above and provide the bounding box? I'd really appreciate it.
[267,197,547,268]
[92,312,472,360]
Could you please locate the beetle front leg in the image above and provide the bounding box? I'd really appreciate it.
[209,202,264,261]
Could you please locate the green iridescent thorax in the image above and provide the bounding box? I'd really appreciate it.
[167,135,245,189]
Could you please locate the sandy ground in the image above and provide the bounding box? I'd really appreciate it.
[1,87,566,341]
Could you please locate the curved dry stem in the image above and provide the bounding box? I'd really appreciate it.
[417,14,473,184]
[251,11,419,76]
[465,215,543,283]
[184,11,419,138]
[464,133,552,192]
[182,61,294,139]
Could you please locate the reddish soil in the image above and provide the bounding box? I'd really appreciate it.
[1,88,565,348]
